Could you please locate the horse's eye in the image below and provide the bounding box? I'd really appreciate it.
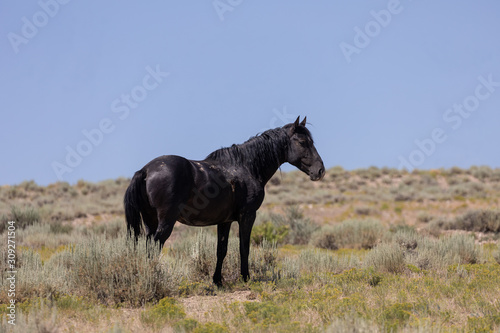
[298,140,307,147]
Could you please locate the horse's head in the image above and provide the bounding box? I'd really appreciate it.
[286,116,325,181]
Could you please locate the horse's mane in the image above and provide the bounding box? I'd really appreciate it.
[205,124,313,178]
[205,126,294,177]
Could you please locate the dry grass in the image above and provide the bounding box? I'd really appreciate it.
[1,167,500,332]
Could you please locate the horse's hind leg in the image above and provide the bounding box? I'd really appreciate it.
[153,208,177,249]
[142,207,158,248]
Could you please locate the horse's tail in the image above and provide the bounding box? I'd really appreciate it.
[124,169,146,240]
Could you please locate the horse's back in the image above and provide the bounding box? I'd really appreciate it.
[141,155,236,225]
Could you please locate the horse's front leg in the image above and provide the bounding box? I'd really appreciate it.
[238,211,256,282]
[213,222,232,287]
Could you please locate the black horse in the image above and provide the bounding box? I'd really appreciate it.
[124,116,324,286]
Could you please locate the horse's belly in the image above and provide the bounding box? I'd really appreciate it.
[177,178,235,226]
[177,201,234,226]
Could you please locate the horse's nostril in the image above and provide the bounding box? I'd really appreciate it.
[319,167,325,178]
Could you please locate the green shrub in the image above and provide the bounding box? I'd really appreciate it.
[354,166,382,180]
[192,322,229,333]
[174,318,200,333]
[171,230,280,284]
[0,248,58,302]
[49,222,74,234]
[451,209,500,232]
[392,185,415,202]
[325,315,379,333]
[416,211,433,223]
[494,243,500,265]
[11,205,40,228]
[269,206,318,245]
[177,230,240,282]
[69,235,174,306]
[0,299,59,332]
[471,165,493,180]
[328,166,347,180]
[90,218,126,238]
[250,239,280,282]
[243,301,290,329]
[297,249,361,276]
[467,315,500,333]
[375,231,480,271]
[141,297,186,329]
[354,206,376,216]
[311,225,338,250]
[2,227,187,305]
[19,180,43,192]
[14,222,75,249]
[251,221,289,245]
[379,302,413,331]
[311,219,387,250]
[364,243,405,274]
[437,234,479,265]
[425,235,478,269]
[449,182,487,198]
[425,217,452,237]
[54,295,91,311]
[447,166,465,176]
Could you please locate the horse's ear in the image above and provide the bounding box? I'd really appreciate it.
[300,116,307,127]
[294,116,300,127]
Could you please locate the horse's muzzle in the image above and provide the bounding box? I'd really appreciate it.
[310,165,325,181]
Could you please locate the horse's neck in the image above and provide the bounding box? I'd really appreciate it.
[246,142,287,186]
[255,160,282,186]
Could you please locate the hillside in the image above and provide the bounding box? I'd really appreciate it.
[2,166,500,237]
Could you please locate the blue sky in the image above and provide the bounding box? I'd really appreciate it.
[1,1,500,185]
